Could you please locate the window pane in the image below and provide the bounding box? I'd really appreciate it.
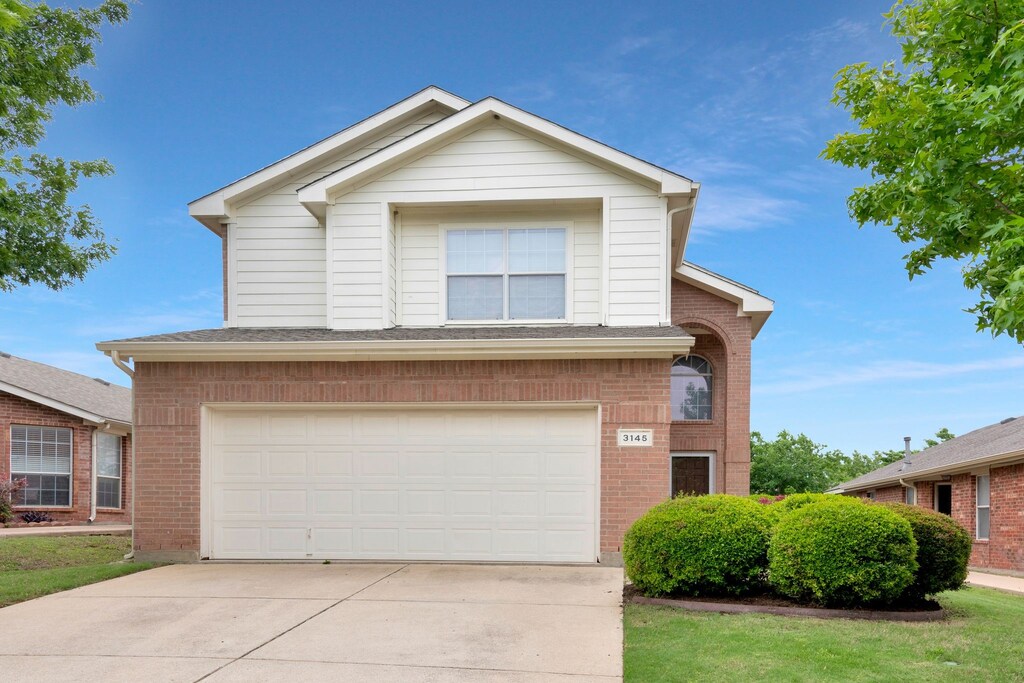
[671,357,713,421]
[97,433,122,477]
[446,229,503,274]
[905,487,916,505]
[447,275,503,320]
[14,473,71,507]
[97,476,121,509]
[977,475,990,506]
[977,507,990,539]
[508,228,565,272]
[509,275,565,319]
[10,425,72,474]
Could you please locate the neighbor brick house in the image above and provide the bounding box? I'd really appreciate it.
[832,416,1024,572]
[97,87,773,564]
[0,353,131,524]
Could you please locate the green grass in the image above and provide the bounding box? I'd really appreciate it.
[0,535,153,607]
[625,587,1024,682]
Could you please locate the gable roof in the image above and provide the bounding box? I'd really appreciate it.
[296,96,696,221]
[188,86,470,233]
[674,262,774,338]
[831,416,1024,492]
[0,353,131,426]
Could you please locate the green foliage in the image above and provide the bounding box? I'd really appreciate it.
[924,427,957,449]
[823,0,1024,342]
[0,0,129,291]
[623,494,772,597]
[768,500,918,607]
[0,477,26,522]
[750,431,848,495]
[882,502,973,598]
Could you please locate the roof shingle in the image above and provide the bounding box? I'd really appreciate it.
[0,353,130,424]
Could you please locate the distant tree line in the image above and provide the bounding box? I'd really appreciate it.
[749,428,955,495]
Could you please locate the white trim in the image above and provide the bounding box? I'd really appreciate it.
[95,432,123,511]
[674,262,774,338]
[381,202,391,329]
[395,210,404,325]
[297,98,693,220]
[325,211,336,329]
[200,401,603,563]
[669,451,716,496]
[600,196,610,326]
[658,195,669,325]
[188,87,470,232]
[98,334,694,363]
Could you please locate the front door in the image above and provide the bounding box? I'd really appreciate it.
[671,454,712,497]
[935,483,953,516]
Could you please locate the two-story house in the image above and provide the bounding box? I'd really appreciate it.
[98,87,773,564]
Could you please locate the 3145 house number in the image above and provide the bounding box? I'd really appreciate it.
[617,429,653,447]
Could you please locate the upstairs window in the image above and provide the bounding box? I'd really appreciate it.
[11,425,72,507]
[446,227,566,321]
[671,355,713,421]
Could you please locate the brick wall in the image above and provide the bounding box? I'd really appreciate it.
[0,391,131,524]
[852,467,1024,572]
[131,358,673,559]
[670,279,752,495]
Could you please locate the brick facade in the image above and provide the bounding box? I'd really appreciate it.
[0,391,131,524]
[854,463,1024,572]
[670,279,752,495]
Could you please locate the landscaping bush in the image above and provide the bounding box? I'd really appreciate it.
[768,499,918,607]
[751,492,861,528]
[881,502,972,598]
[0,478,27,523]
[624,494,772,597]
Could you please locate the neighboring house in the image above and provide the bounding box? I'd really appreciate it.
[97,86,773,564]
[831,416,1024,572]
[0,353,132,524]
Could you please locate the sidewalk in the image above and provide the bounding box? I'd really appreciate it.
[0,524,131,538]
[967,570,1024,595]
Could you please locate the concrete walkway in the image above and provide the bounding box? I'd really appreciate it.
[0,563,624,682]
[968,570,1024,595]
[0,524,130,537]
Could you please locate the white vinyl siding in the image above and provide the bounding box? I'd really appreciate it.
[229,108,448,328]
[606,195,667,325]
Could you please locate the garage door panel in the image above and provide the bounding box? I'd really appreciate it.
[207,407,598,562]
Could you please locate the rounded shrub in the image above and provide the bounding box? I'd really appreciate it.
[881,502,972,598]
[768,500,918,607]
[623,494,773,597]
[770,492,862,517]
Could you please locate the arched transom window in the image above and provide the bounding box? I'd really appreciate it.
[671,355,713,421]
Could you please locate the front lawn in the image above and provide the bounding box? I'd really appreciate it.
[625,587,1024,682]
[0,535,153,607]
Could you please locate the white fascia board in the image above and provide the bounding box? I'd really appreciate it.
[188,87,471,231]
[839,448,1024,492]
[0,379,110,425]
[674,262,775,338]
[297,98,694,216]
[97,335,695,363]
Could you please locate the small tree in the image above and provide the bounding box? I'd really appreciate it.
[0,0,130,292]
[823,0,1024,341]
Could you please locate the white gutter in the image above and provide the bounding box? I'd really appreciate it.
[108,351,136,561]
[96,335,695,363]
[899,478,916,503]
[843,447,1024,492]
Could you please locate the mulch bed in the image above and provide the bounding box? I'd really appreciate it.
[624,585,945,622]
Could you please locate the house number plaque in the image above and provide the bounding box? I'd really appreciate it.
[617,429,653,447]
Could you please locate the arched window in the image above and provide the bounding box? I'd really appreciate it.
[671,355,712,421]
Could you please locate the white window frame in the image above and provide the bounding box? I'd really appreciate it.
[904,486,916,505]
[976,474,990,541]
[96,432,123,510]
[669,451,715,497]
[440,221,573,325]
[10,424,73,509]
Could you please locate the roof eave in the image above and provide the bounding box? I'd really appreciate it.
[0,379,129,428]
[97,335,695,364]
[838,447,1024,491]
[674,263,775,338]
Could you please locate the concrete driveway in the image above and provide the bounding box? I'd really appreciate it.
[0,563,623,682]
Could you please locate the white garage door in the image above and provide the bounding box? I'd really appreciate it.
[204,406,598,562]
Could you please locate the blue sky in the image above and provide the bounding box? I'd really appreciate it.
[2,0,1021,454]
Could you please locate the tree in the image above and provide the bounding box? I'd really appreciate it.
[823,1,1024,342]
[750,431,849,495]
[0,0,129,291]
[923,427,956,448]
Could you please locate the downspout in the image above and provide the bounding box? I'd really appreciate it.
[109,350,135,560]
[89,428,97,523]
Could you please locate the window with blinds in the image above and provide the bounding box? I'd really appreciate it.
[96,432,122,509]
[11,425,73,507]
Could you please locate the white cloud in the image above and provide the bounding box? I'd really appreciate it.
[690,187,802,235]
[755,356,1024,396]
